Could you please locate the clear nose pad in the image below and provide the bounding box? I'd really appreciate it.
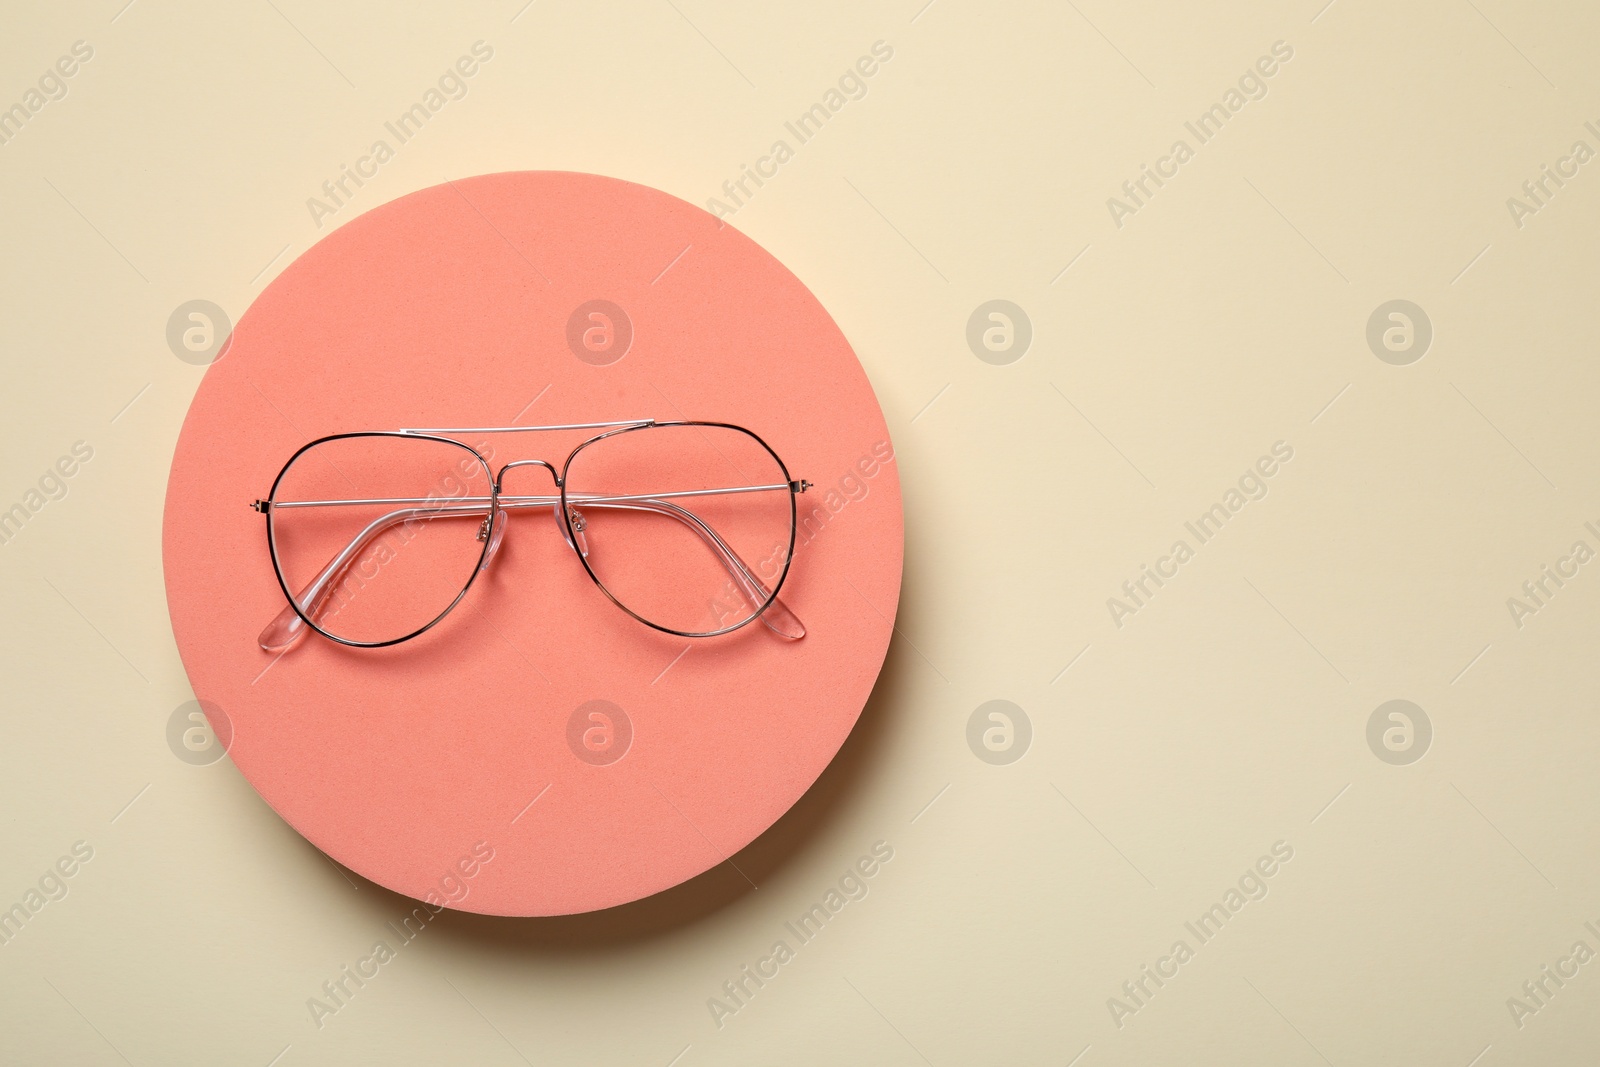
[558,504,589,558]
[477,509,507,572]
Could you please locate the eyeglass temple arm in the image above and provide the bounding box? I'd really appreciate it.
[259,496,805,652]
[258,503,476,651]
[566,494,805,640]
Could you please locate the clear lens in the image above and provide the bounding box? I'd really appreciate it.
[563,424,794,635]
[268,434,493,645]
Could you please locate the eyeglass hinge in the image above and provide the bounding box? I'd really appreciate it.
[790,480,811,494]
[251,499,270,513]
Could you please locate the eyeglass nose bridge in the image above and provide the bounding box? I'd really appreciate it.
[494,457,561,492]
[491,458,587,560]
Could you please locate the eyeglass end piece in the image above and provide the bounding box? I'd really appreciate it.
[790,480,811,494]
[251,499,270,513]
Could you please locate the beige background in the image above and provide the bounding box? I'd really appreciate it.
[3,0,1599,1063]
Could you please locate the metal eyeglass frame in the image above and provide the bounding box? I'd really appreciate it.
[251,419,812,652]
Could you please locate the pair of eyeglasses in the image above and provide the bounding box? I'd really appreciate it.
[251,419,811,652]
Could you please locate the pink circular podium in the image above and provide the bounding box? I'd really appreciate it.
[162,172,903,915]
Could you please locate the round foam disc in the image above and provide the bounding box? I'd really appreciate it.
[162,171,903,915]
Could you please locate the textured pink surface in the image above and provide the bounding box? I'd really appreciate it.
[161,172,902,916]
